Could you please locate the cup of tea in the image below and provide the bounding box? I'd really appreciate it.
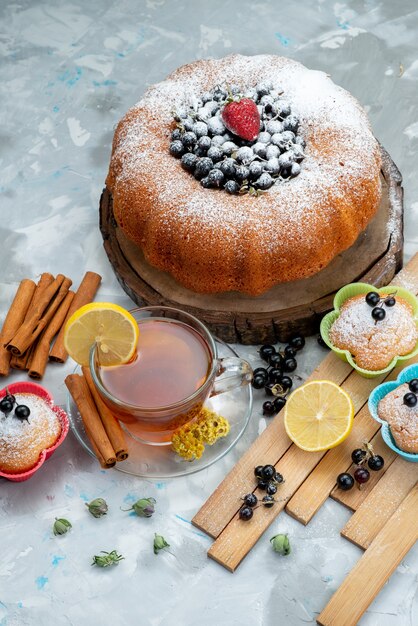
[89,306,253,445]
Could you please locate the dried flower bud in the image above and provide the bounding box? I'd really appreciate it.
[85,498,108,518]
[125,497,156,517]
[53,518,72,536]
[270,533,291,556]
[153,533,170,555]
[91,550,124,568]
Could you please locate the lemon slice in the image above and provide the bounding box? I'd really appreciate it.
[283,380,354,452]
[63,302,139,366]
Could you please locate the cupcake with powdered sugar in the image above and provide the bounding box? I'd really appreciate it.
[329,290,418,371]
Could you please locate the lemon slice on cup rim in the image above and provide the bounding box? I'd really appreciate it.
[63,302,139,367]
[283,380,354,452]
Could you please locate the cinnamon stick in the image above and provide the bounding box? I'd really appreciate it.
[7,275,72,356]
[89,436,115,470]
[0,279,36,376]
[81,365,129,461]
[65,373,116,468]
[10,346,32,371]
[50,271,102,363]
[28,291,75,380]
[10,273,55,370]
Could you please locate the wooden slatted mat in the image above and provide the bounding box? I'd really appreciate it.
[193,251,418,621]
[317,485,418,626]
[193,254,418,565]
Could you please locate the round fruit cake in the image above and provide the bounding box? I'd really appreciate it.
[106,54,382,296]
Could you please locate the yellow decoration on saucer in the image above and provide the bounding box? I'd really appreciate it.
[171,408,230,461]
[284,380,354,452]
[63,302,139,367]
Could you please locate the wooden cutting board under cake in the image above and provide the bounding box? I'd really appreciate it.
[100,144,403,345]
[192,252,418,626]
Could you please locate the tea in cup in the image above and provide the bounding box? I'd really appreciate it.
[89,306,252,444]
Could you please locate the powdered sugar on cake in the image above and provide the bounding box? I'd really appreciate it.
[106,54,382,294]
[329,294,418,371]
[378,383,418,453]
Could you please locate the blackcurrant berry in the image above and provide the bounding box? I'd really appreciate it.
[253,367,269,380]
[239,505,254,520]
[257,479,269,491]
[262,495,275,508]
[289,335,305,350]
[273,397,286,412]
[261,465,276,480]
[273,472,284,484]
[262,401,275,416]
[0,398,14,414]
[283,357,297,372]
[337,473,355,491]
[284,345,297,358]
[243,493,258,507]
[259,345,276,362]
[384,296,396,307]
[408,379,418,394]
[269,354,283,369]
[169,140,185,158]
[354,467,370,484]
[368,455,384,471]
[266,482,277,495]
[280,376,293,391]
[365,291,380,307]
[252,375,267,390]
[181,152,198,172]
[351,448,366,464]
[371,307,386,322]
[254,465,264,478]
[14,405,30,421]
[403,392,418,408]
[268,368,282,384]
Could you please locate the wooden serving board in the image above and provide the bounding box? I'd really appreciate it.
[192,252,418,623]
[100,145,403,344]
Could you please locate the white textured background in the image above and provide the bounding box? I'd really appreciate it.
[1,1,418,625]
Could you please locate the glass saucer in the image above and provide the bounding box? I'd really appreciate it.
[66,338,253,478]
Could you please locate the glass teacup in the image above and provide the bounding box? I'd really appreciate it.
[89,306,252,445]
